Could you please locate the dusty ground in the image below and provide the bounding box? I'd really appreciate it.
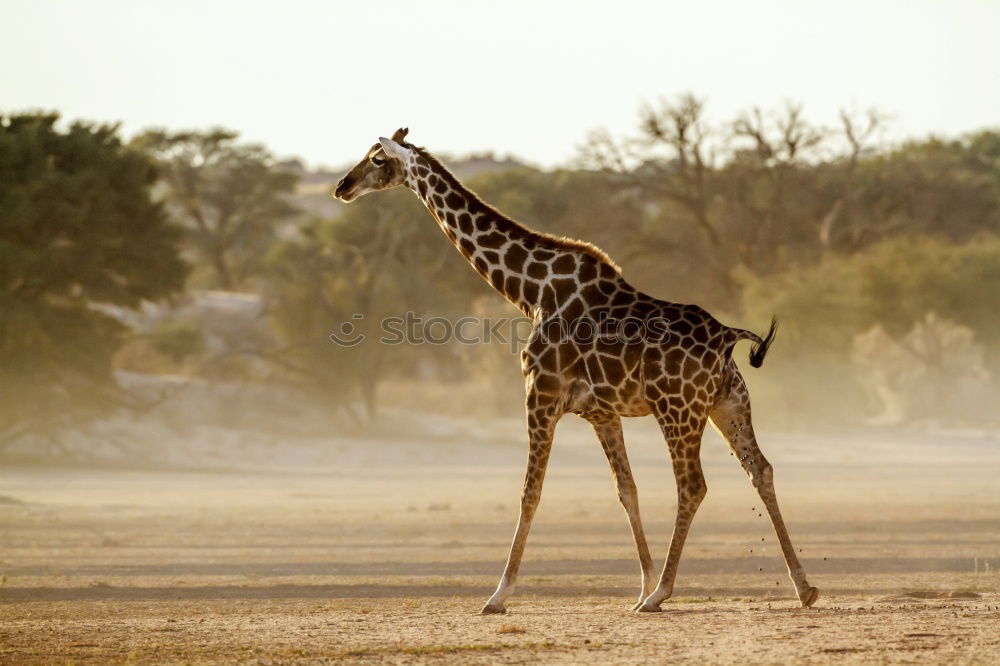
[2,421,1000,663]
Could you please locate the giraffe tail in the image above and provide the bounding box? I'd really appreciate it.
[729,317,779,368]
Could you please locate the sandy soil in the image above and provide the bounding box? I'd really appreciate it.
[2,423,1000,663]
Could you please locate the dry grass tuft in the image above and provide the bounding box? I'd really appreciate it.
[497,623,527,634]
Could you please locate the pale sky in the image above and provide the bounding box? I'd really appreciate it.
[3,0,998,168]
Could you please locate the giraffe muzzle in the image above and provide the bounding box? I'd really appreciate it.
[333,178,355,201]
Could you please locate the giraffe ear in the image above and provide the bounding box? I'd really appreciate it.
[379,136,408,161]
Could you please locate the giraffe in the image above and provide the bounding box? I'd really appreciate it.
[334,128,819,614]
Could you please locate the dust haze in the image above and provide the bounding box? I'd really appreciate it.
[4,17,1000,664]
[3,380,1000,661]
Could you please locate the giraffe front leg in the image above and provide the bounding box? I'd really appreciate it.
[481,392,559,615]
[586,414,656,610]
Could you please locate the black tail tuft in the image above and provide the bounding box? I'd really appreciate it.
[749,317,778,368]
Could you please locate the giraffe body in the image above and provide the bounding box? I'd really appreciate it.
[335,129,818,613]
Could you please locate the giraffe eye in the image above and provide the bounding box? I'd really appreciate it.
[370,154,388,167]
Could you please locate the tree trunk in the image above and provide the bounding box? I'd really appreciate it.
[212,249,234,290]
[359,374,378,423]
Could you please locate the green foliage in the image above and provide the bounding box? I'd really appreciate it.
[851,132,1000,242]
[263,220,371,418]
[262,187,481,420]
[583,94,1000,315]
[264,168,656,419]
[12,102,997,433]
[257,126,1000,426]
[0,113,187,444]
[736,236,1000,426]
[741,235,1000,355]
[132,128,299,290]
[149,321,204,364]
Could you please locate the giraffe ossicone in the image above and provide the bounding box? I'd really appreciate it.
[334,128,819,614]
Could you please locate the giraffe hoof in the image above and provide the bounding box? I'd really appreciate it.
[799,586,820,608]
[479,603,507,615]
[630,600,644,612]
[635,602,663,613]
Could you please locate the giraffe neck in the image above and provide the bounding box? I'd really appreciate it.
[401,148,622,317]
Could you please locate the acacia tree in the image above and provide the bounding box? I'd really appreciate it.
[263,209,412,423]
[132,128,299,290]
[0,113,188,449]
[844,130,1000,246]
[263,172,528,421]
[578,95,893,307]
[816,109,883,249]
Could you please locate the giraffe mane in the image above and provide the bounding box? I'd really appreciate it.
[408,145,621,273]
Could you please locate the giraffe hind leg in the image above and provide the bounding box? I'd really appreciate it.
[709,366,818,608]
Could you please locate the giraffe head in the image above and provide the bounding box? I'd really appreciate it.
[333,127,413,202]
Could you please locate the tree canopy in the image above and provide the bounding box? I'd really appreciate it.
[5,99,1000,442]
[132,128,299,290]
[0,113,188,446]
